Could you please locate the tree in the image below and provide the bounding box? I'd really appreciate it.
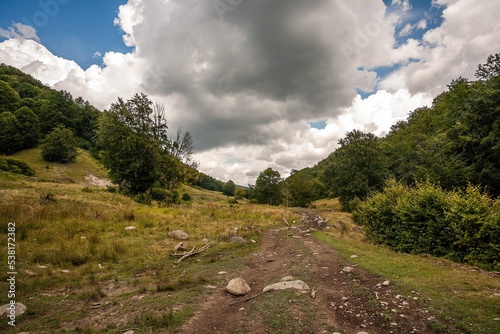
[253,168,283,205]
[95,94,181,194]
[287,170,316,207]
[325,130,388,210]
[0,81,20,113]
[234,187,246,200]
[14,106,39,149]
[0,112,22,154]
[41,125,78,163]
[222,180,236,196]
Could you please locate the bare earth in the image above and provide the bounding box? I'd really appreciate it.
[181,225,442,334]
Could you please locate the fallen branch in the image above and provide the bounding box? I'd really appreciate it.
[244,288,274,302]
[170,241,215,264]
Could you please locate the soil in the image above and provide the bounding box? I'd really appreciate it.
[180,222,443,334]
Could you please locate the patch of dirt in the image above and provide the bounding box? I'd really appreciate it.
[180,221,455,334]
[84,173,113,187]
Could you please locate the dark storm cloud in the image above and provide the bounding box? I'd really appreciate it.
[134,0,369,151]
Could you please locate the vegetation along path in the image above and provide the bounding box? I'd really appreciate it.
[182,217,448,334]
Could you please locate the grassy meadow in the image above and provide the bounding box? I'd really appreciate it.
[0,149,499,333]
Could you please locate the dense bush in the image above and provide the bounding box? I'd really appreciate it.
[354,180,500,270]
[0,157,35,176]
[41,125,78,163]
[151,187,180,206]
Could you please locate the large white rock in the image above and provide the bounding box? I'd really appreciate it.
[226,278,251,296]
[263,280,310,292]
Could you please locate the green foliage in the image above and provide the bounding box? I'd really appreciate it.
[151,187,181,206]
[325,130,388,210]
[222,180,236,196]
[15,106,40,148]
[0,111,22,154]
[355,180,500,270]
[234,187,246,200]
[195,172,224,191]
[253,167,283,205]
[40,125,78,163]
[181,192,192,201]
[285,170,316,207]
[0,80,20,113]
[95,93,181,194]
[0,156,35,176]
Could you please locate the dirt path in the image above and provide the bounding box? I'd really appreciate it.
[180,224,438,334]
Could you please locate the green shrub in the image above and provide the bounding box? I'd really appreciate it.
[40,125,78,163]
[0,156,35,176]
[446,185,500,268]
[354,180,500,270]
[182,193,192,201]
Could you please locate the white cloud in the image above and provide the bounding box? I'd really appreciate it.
[0,0,498,185]
[93,51,102,58]
[0,22,40,42]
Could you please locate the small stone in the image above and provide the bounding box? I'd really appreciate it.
[168,230,189,240]
[239,307,245,311]
[25,269,36,276]
[37,265,47,269]
[351,255,358,258]
[202,238,209,243]
[390,322,398,326]
[280,275,294,281]
[494,318,500,321]
[250,239,256,243]
[218,271,227,275]
[228,236,247,243]
[123,330,135,334]
[0,302,27,317]
[60,269,70,273]
[226,278,251,296]
[356,332,369,334]
[124,226,136,231]
[382,280,390,286]
[342,266,354,273]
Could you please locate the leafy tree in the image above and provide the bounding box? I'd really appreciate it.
[286,170,316,207]
[95,93,181,194]
[234,187,246,200]
[222,180,236,196]
[41,125,78,163]
[253,168,283,205]
[38,90,77,134]
[0,112,22,154]
[0,81,20,113]
[14,106,39,149]
[325,130,388,210]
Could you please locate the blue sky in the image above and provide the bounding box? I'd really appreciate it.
[0,0,131,69]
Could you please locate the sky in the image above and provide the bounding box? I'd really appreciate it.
[1,0,499,185]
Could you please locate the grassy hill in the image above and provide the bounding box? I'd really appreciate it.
[9,148,109,184]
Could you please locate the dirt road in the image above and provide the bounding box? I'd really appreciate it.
[181,225,441,334]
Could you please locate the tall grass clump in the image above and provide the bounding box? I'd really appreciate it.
[354,179,500,270]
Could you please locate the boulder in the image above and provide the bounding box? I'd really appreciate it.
[228,236,247,243]
[168,230,189,240]
[226,278,251,296]
[0,302,27,317]
[263,280,309,293]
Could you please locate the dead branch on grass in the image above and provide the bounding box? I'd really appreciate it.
[170,241,215,264]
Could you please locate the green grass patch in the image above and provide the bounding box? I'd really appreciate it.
[314,232,500,334]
